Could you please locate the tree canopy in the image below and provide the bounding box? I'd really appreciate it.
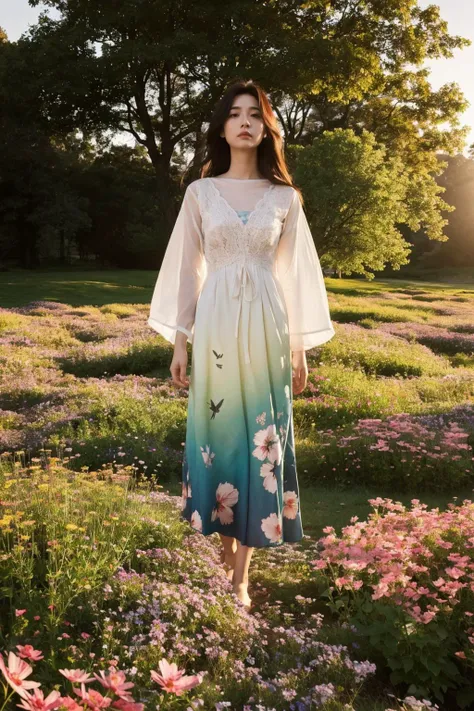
[0,0,471,271]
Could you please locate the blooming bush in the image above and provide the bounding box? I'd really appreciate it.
[312,497,474,707]
[0,457,440,710]
[0,650,202,711]
[301,405,474,491]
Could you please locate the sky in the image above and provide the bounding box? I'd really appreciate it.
[1,0,473,149]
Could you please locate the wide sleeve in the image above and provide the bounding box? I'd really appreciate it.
[147,181,207,345]
[275,189,335,352]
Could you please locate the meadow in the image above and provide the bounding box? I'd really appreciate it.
[0,270,473,711]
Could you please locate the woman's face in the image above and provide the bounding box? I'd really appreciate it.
[221,93,266,149]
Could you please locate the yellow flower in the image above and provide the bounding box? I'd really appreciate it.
[65,523,79,531]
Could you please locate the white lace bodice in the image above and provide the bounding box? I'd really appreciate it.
[148,175,335,355]
[195,177,294,274]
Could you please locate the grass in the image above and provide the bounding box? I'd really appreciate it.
[0,268,473,709]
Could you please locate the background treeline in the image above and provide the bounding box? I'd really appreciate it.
[0,1,473,277]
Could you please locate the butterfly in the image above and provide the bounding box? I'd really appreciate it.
[212,349,223,368]
[208,398,224,419]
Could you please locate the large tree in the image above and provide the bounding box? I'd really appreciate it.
[0,2,470,269]
[23,1,469,239]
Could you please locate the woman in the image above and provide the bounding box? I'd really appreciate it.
[148,79,335,611]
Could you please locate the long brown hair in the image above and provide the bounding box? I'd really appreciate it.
[198,79,303,203]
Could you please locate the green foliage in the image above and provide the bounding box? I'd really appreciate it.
[289,128,455,278]
[316,499,474,706]
[0,1,471,269]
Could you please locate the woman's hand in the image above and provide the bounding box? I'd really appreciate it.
[170,332,190,388]
[292,349,308,396]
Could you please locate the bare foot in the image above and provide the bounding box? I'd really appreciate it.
[233,582,252,611]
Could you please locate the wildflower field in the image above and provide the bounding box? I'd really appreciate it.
[0,271,473,711]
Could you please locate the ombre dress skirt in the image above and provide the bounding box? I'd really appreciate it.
[180,209,304,548]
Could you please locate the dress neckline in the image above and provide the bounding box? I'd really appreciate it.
[213,176,269,182]
[207,177,276,230]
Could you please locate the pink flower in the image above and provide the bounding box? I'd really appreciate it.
[111,701,144,711]
[80,633,91,640]
[312,559,329,570]
[58,670,95,684]
[150,659,202,696]
[56,697,82,711]
[72,684,112,709]
[93,671,134,700]
[0,652,42,700]
[16,688,62,711]
[16,646,44,662]
[15,610,27,617]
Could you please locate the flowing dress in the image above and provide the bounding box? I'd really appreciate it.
[148,176,335,547]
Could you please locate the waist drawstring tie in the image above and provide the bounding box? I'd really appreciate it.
[231,261,257,364]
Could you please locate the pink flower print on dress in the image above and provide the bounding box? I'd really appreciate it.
[283,491,299,519]
[191,510,202,532]
[256,411,266,426]
[200,445,215,467]
[211,483,239,524]
[261,512,283,543]
[252,424,282,465]
[260,462,277,494]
